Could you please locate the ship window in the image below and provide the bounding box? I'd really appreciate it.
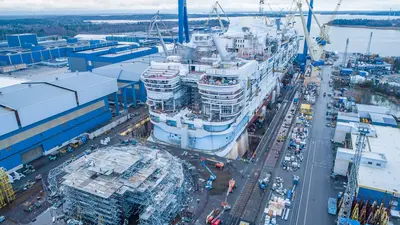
[376,163,381,167]
[166,120,177,127]
[367,161,372,165]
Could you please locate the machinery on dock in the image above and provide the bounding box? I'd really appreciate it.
[221,178,236,211]
[206,209,221,224]
[201,157,225,169]
[200,158,217,189]
[258,173,271,191]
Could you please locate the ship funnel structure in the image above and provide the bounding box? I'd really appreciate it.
[211,33,231,61]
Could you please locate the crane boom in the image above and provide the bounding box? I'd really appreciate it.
[206,1,230,32]
[297,1,322,61]
[148,12,173,56]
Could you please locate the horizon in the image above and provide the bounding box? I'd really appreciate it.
[0,9,398,17]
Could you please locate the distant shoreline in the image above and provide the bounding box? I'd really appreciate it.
[330,25,400,30]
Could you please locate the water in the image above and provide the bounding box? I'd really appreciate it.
[348,89,400,118]
[292,14,400,56]
[86,14,400,56]
[370,94,400,118]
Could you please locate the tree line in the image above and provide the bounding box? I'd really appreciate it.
[328,18,400,28]
[0,17,228,40]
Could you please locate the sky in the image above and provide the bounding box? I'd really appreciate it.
[0,0,398,14]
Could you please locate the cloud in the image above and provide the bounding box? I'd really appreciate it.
[0,0,398,12]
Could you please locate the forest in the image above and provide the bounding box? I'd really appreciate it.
[0,15,229,40]
[328,18,400,28]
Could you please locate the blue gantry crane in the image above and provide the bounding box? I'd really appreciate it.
[178,0,190,43]
[200,158,216,189]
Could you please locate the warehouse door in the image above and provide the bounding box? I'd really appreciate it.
[21,145,43,164]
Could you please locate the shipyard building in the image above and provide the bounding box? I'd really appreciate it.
[0,72,118,171]
[0,50,164,171]
[0,33,158,75]
[62,145,187,225]
[0,33,118,69]
[68,46,158,72]
[332,104,400,214]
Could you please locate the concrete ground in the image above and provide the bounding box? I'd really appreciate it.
[250,65,341,225]
[274,65,338,225]
[292,65,339,225]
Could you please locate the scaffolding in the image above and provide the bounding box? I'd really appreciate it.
[62,145,188,225]
[0,168,15,208]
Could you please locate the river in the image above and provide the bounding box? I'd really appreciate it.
[292,14,400,57]
[85,14,400,56]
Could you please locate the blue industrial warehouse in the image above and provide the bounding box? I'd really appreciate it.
[333,104,400,212]
[0,33,119,67]
[0,52,164,171]
[92,53,165,113]
[68,46,158,72]
[0,73,118,171]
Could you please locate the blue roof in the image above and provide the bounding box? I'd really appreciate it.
[369,112,397,127]
[92,53,165,82]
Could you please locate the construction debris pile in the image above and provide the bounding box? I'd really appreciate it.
[62,145,190,225]
[303,83,319,105]
[281,114,310,171]
[264,175,300,224]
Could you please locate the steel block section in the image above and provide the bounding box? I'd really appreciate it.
[357,186,400,210]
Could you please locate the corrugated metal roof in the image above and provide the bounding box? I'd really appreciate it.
[0,83,77,127]
[0,107,19,136]
[100,47,151,58]
[369,112,397,126]
[0,77,27,88]
[29,72,118,105]
[92,53,165,82]
[357,104,389,115]
[0,83,73,110]
[337,112,359,123]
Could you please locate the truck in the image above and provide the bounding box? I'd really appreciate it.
[328,197,337,215]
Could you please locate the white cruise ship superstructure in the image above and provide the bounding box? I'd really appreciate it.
[141,18,299,158]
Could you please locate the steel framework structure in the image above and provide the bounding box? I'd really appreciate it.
[62,145,188,225]
[337,125,370,225]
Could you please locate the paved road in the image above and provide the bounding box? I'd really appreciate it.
[254,66,339,225]
[293,66,338,225]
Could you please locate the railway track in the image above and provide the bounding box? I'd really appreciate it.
[228,85,299,225]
